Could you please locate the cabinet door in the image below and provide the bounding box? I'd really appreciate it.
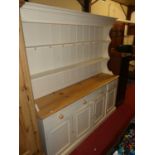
[106,88,117,113]
[45,116,72,155]
[74,102,91,138]
[94,94,106,124]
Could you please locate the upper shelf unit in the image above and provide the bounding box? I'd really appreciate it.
[20,3,116,99]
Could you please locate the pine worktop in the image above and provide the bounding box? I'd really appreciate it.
[35,73,118,119]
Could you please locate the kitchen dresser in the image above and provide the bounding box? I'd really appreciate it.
[20,2,118,155]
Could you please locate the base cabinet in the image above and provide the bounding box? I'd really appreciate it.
[39,80,118,155]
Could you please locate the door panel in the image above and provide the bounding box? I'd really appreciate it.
[46,120,71,155]
[94,94,106,124]
[74,105,91,138]
[106,88,116,113]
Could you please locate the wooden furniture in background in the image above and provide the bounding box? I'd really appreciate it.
[19,15,43,155]
[108,21,125,75]
[108,21,135,75]
[108,21,135,105]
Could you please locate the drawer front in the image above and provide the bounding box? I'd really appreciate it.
[107,79,118,91]
[43,103,76,132]
[84,90,100,102]
[43,97,90,132]
[84,85,107,102]
[100,85,107,94]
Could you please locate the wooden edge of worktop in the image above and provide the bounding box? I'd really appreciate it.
[35,73,119,119]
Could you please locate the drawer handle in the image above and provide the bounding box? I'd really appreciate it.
[58,114,64,120]
[83,100,87,105]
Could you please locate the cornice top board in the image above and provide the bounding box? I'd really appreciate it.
[20,2,116,26]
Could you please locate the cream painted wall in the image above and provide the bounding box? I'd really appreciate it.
[131,11,135,22]
[29,0,82,11]
[91,0,127,20]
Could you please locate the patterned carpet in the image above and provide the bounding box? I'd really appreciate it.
[113,120,135,155]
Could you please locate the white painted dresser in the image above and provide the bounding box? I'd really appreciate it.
[20,3,118,155]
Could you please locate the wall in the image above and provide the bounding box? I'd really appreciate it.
[91,0,127,20]
[130,11,135,22]
[29,0,82,11]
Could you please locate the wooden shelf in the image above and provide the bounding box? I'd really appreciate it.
[35,73,118,119]
[31,57,105,79]
[26,40,109,49]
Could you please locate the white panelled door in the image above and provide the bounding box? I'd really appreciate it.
[106,88,117,113]
[93,94,106,124]
[73,102,91,139]
[44,115,73,155]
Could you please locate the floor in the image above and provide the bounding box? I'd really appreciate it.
[70,81,135,155]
